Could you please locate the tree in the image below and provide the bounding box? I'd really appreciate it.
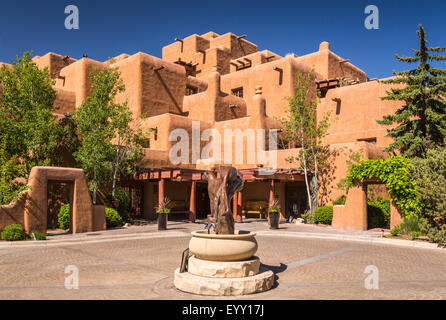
[110,101,145,197]
[0,52,64,176]
[74,66,145,203]
[378,24,446,158]
[0,137,28,205]
[279,69,331,219]
[412,147,446,246]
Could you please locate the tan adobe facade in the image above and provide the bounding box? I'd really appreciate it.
[0,31,404,229]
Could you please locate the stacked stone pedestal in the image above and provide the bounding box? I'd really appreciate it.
[174,256,274,296]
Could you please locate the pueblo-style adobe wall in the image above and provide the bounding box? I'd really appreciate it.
[0,167,106,234]
[0,32,404,231]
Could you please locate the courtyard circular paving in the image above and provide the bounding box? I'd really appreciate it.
[0,221,445,299]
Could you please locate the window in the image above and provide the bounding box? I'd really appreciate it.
[357,138,377,145]
[186,86,198,96]
[231,87,243,98]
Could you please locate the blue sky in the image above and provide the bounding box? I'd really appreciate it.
[0,0,445,79]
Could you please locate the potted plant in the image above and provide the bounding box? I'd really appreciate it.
[268,199,281,229]
[156,196,171,230]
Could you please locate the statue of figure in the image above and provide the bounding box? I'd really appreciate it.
[203,166,244,234]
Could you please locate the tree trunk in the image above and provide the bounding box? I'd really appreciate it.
[93,168,97,205]
[300,119,312,217]
[312,146,318,210]
[112,135,121,198]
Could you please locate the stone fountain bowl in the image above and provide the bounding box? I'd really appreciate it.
[189,230,258,261]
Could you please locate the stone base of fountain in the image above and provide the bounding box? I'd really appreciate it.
[173,230,274,296]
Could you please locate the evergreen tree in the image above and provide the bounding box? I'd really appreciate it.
[378,24,446,158]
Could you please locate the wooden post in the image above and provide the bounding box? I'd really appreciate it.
[189,181,196,223]
[268,180,275,224]
[233,192,238,221]
[158,179,165,207]
[237,191,243,223]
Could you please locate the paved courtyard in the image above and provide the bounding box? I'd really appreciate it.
[0,220,445,299]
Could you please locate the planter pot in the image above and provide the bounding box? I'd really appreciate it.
[269,211,279,229]
[189,230,258,261]
[158,212,168,230]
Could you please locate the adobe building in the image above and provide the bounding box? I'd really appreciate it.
[0,32,403,229]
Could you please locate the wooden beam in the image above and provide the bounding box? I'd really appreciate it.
[161,171,171,179]
[189,181,196,223]
[154,65,165,72]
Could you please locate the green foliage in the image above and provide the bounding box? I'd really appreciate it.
[74,67,145,204]
[400,215,421,234]
[105,207,123,228]
[0,137,29,205]
[156,208,171,214]
[278,69,331,215]
[30,231,46,240]
[301,211,311,224]
[412,147,446,245]
[337,148,364,193]
[105,187,131,221]
[58,204,71,230]
[268,199,280,213]
[346,156,420,218]
[0,52,65,176]
[367,197,391,229]
[1,224,27,241]
[333,195,346,205]
[313,206,333,225]
[390,225,401,236]
[377,25,446,158]
[411,231,420,240]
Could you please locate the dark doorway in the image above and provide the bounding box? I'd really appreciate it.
[47,181,74,234]
[122,184,144,219]
[285,182,307,218]
[196,183,210,219]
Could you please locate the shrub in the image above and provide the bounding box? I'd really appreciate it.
[58,204,70,230]
[105,207,123,228]
[367,197,390,229]
[412,147,446,246]
[411,231,420,240]
[400,215,421,234]
[1,224,27,241]
[313,206,333,225]
[105,187,131,221]
[333,195,346,205]
[30,231,46,240]
[390,225,400,236]
[301,211,311,224]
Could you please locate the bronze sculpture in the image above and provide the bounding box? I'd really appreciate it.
[203,166,244,234]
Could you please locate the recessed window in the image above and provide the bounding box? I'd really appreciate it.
[358,138,376,145]
[186,86,198,96]
[231,87,243,98]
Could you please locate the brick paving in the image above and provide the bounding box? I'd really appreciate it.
[0,219,445,299]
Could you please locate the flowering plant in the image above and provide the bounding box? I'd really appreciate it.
[155,196,172,214]
[268,199,281,213]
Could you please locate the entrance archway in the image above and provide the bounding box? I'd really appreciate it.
[0,166,106,234]
[332,180,404,231]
